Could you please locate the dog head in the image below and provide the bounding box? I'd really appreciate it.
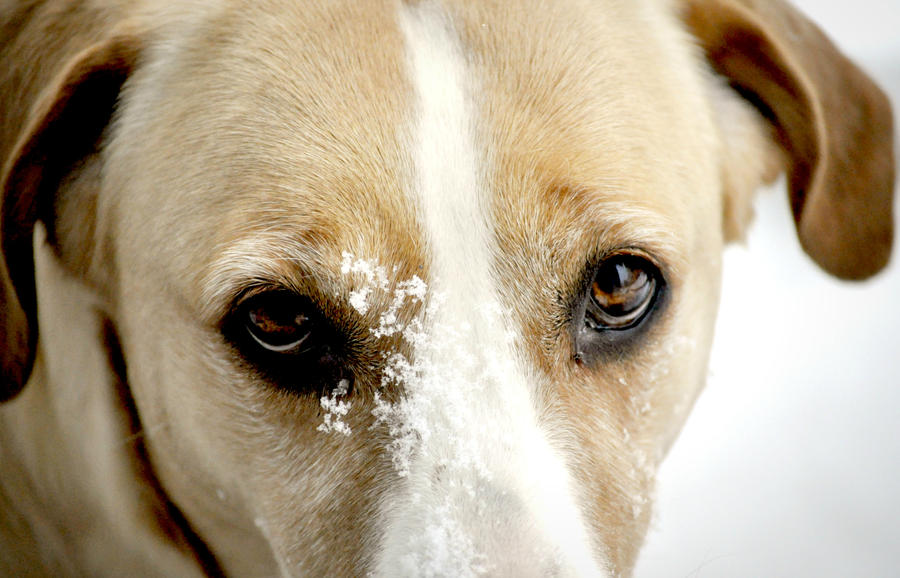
[0,0,893,575]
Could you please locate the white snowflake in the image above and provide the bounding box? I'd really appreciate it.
[317,379,352,436]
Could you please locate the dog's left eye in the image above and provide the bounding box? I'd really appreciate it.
[585,254,661,330]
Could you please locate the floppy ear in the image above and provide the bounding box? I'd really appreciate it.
[683,0,895,280]
[0,35,140,401]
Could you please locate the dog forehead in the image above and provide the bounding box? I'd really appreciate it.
[115,0,717,313]
[112,1,421,292]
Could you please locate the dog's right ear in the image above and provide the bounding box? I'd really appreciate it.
[1,34,140,401]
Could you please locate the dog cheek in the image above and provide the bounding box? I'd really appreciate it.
[551,312,712,575]
[192,365,392,576]
[241,411,392,576]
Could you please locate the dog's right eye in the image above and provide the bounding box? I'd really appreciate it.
[224,290,348,391]
[243,292,315,353]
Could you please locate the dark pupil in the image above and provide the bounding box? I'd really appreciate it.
[247,303,309,348]
[592,261,652,318]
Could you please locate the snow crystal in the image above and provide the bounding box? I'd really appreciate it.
[630,492,649,521]
[397,499,490,578]
[365,292,504,482]
[341,251,391,315]
[372,276,428,339]
[349,289,372,315]
[317,379,352,436]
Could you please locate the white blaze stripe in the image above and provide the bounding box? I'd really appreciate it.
[372,3,610,577]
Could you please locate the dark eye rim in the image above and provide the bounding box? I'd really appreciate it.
[571,248,668,363]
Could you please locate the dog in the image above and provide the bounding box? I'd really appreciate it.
[0,0,894,576]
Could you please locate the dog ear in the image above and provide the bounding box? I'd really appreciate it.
[0,35,140,401]
[683,0,895,280]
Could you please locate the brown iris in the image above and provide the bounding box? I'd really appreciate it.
[586,254,658,330]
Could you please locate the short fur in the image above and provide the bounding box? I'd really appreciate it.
[0,0,894,576]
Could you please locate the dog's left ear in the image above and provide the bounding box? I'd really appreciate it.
[0,33,140,401]
[683,0,895,280]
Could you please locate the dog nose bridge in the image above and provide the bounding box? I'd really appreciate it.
[392,3,603,564]
[373,409,611,577]
[371,306,610,578]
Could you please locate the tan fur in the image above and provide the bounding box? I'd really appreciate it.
[0,1,893,576]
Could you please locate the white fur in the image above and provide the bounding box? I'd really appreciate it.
[371,4,609,576]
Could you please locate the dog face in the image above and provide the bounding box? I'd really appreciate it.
[0,1,893,576]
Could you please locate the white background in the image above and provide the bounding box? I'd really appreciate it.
[635,1,900,576]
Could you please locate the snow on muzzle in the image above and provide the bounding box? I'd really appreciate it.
[336,255,610,577]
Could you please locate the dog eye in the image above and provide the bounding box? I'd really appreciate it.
[244,294,314,353]
[239,292,315,353]
[223,289,352,394]
[585,254,660,330]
